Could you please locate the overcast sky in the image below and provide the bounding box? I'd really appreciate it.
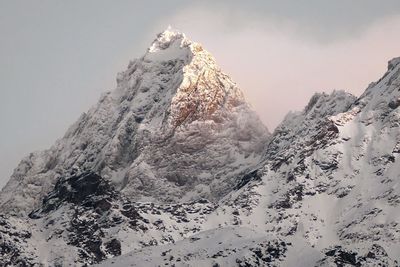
[1,0,400,188]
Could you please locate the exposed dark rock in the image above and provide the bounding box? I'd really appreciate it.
[320,245,397,267]
[29,172,116,219]
[105,239,121,257]
[0,215,36,267]
[234,169,263,190]
[389,98,400,109]
[236,240,288,267]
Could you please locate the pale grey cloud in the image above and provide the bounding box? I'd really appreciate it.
[1,0,400,187]
[211,0,400,42]
[160,5,400,128]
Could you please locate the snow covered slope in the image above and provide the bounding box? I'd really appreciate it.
[1,28,400,267]
[0,28,269,216]
[98,58,400,266]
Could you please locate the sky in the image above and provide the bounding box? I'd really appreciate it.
[1,0,400,187]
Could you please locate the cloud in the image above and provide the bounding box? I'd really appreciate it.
[156,5,400,129]
[175,1,400,43]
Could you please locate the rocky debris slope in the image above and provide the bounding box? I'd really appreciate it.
[99,227,289,267]
[0,28,269,216]
[1,172,217,266]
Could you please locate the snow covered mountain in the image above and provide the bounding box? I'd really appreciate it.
[0,28,269,216]
[1,29,400,267]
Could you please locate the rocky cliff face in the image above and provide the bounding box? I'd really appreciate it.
[1,29,400,267]
[0,28,269,216]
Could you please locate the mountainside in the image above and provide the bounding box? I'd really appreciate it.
[1,29,400,267]
[97,57,400,267]
[0,28,269,217]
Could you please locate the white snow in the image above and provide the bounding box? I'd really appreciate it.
[1,29,400,267]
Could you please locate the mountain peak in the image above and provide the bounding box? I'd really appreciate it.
[0,28,269,216]
[145,27,205,62]
[149,27,187,52]
[388,56,400,70]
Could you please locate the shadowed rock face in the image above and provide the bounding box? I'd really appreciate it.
[0,215,34,267]
[28,172,116,219]
[1,171,217,265]
[24,172,123,264]
[318,244,398,266]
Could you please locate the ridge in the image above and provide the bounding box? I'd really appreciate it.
[0,29,270,216]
